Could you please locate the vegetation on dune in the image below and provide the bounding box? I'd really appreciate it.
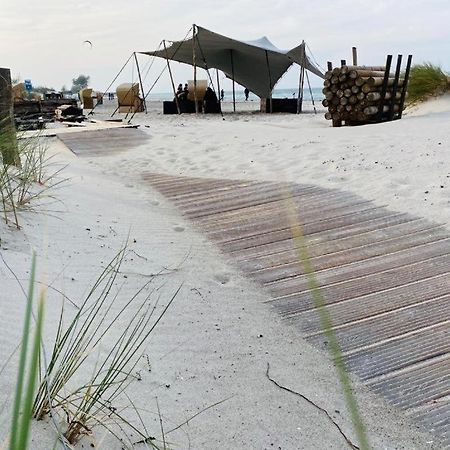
[5,249,180,449]
[0,134,66,228]
[407,63,450,104]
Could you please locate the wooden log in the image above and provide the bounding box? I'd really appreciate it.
[355,77,366,87]
[330,75,340,84]
[345,104,353,112]
[332,67,340,75]
[364,104,399,115]
[322,98,329,107]
[344,88,352,97]
[348,70,358,79]
[325,111,332,120]
[357,91,365,100]
[366,91,401,102]
[345,65,386,71]
[354,70,395,78]
[351,85,360,94]
[336,89,344,98]
[325,70,333,79]
[330,85,339,93]
[323,79,331,88]
[339,73,347,82]
[340,97,349,105]
[361,84,380,93]
[349,95,358,104]
[328,105,337,113]
[365,77,405,87]
[336,104,345,113]
[325,91,334,101]
[331,97,340,106]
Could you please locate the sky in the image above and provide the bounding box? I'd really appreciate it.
[1,0,449,94]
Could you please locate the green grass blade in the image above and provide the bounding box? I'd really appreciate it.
[16,290,45,450]
[9,252,36,450]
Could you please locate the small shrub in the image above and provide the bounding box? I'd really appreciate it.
[407,63,449,104]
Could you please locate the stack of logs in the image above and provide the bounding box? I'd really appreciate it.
[322,65,404,124]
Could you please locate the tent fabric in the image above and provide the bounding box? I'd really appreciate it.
[139,25,323,99]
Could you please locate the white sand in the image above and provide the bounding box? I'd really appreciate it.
[1,97,448,449]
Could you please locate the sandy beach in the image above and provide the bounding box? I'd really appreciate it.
[1,97,449,449]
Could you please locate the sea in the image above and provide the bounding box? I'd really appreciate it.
[146,87,324,103]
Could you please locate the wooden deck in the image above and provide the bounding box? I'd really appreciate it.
[144,172,450,446]
[58,127,148,156]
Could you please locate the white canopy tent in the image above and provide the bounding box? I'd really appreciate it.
[139,25,324,111]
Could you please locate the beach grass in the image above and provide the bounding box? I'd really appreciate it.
[407,63,449,104]
[0,133,66,228]
[31,247,179,447]
[8,253,44,450]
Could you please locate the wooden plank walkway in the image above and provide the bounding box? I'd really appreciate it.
[144,172,450,446]
[58,127,148,157]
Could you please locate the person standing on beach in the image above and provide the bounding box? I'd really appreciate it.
[244,87,249,101]
[220,89,224,101]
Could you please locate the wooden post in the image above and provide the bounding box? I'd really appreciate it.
[297,64,304,114]
[216,69,221,108]
[398,55,413,119]
[352,47,358,66]
[341,59,346,67]
[327,61,333,71]
[230,49,236,112]
[376,54,392,122]
[133,52,147,114]
[0,67,19,166]
[265,50,273,113]
[388,54,402,121]
[163,40,180,114]
[192,25,198,114]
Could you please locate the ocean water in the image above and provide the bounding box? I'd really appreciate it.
[147,87,324,102]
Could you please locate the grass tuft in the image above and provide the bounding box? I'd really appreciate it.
[32,247,179,447]
[407,63,449,104]
[0,133,66,228]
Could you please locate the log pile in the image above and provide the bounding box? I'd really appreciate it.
[322,65,405,124]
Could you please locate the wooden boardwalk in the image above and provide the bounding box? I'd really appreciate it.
[58,127,148,157]
[144,172,450,446]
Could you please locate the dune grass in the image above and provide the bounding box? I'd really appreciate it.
[9,253,45,450]
[31,247,179,447]
[0,133,66,228]
[407,63,449,104]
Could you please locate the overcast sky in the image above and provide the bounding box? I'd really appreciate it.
[1,0,449,93]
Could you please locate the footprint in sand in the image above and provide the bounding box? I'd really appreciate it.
[173,226,185,232]
[214,273,230,285]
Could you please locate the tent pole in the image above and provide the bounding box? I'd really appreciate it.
[297,66,305,114]
[163,40,180,114]
[216,69,221,107]
[192,24,199,114]
[298,41,306,113]
[296,65,304,114]
[265,50,273,113]
[230,49,236,112]
[134,52,147,114]
[305,69,316,114]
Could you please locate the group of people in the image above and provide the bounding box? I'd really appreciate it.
[176,83,189,101]
[175,84,250,104]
